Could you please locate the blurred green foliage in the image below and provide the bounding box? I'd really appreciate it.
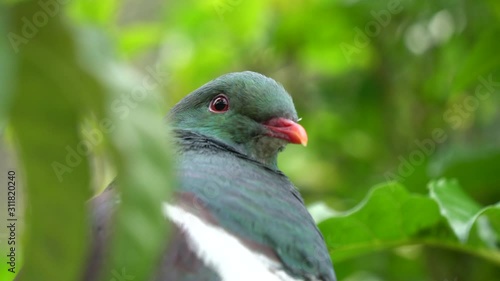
[1,0,499,280]
[319,180,500,279]
[2,1,173,281]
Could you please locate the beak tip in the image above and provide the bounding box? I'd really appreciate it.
[300,136,308,147]
[263,117,309,147]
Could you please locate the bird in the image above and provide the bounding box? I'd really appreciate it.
[85,71,336,281]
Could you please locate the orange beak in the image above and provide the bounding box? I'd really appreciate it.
[263,117,308,146]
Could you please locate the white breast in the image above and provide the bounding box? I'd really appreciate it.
[163,203,301,281]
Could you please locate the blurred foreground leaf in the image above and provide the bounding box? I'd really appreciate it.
[0,10,15,129]
[5,2,173,281]
[96,63,174,281]
[72,26,174,281]
[8,2,97,280]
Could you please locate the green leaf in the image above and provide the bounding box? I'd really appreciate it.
[102,75,174,281]
[66,28,174,281]
[8,2,96,280]
[0,10,15,130]
[429,179,500,261]
[428,179,482,242]
[468,205,500,250]
[486,0,500,21]
[6,3,173,281]
[319,179,500,266]
[319,182,442,261]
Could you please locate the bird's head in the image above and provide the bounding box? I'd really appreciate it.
[169,71,307,168]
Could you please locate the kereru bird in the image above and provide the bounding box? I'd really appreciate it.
[80,71,336,281]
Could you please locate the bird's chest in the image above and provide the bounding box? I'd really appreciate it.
[165,154,303,281]
[163,203,300,281]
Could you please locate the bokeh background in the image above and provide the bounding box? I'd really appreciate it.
[1,0,500,280]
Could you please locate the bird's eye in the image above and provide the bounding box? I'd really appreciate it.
[209,94,229,113]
